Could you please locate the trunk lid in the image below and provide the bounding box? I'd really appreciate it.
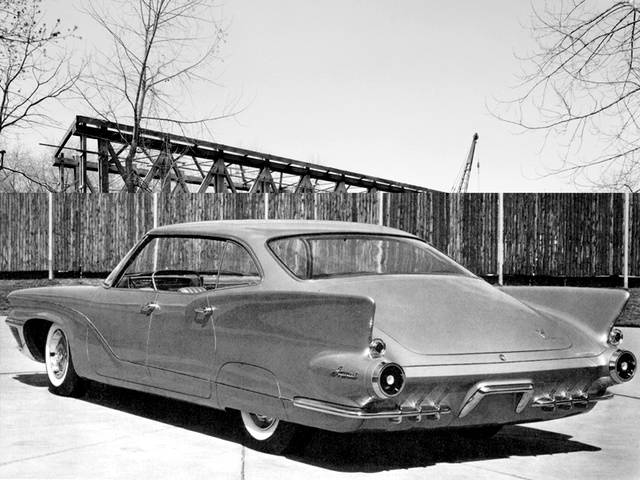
[314,275,572,355]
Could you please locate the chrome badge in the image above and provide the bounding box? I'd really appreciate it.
[536,328,547,339]
[331,366,359,380]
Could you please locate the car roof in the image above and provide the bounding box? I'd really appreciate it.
[149,220,417,240]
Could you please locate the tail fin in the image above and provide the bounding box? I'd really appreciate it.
[501,286,629,342]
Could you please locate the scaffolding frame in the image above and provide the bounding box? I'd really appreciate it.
[51,116,436,194]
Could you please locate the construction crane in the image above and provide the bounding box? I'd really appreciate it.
[451,132,479,193]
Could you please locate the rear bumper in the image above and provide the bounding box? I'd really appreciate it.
[293,390,613,423]
[290,349,632,432]
[293,397,452,421]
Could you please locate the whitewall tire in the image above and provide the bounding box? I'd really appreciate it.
[237,410,300,454]
[45,324,84,396]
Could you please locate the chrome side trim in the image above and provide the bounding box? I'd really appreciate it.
[292,397,451,420]
[5,317,24,328]
[458,380,534,418]
[531,392,613,411]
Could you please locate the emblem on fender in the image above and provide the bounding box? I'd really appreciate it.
[331,366,359,380]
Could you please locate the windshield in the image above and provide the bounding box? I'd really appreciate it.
[268,234,471,279]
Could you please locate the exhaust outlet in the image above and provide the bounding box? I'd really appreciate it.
[609,350,636,384]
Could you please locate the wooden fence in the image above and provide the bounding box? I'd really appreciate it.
[0,192,637,280]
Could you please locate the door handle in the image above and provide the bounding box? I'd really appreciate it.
[194,306,215,325]
[194,306,215,315]
[140,302,160,315]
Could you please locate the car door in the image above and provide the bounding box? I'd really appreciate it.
[147,291,216,398]
[86,238,160,384]
[145,236,226,398]
[85,287,157,360]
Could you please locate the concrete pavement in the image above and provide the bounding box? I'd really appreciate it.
[1,317,639,479]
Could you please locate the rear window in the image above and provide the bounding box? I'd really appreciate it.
[268,234,470,279]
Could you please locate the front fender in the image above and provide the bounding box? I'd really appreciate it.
[6,301,91,378]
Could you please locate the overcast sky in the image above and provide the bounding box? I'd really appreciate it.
[7,1,596,193]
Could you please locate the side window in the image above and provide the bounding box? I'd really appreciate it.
[114,236,260,291]
[115,236,226,291]
[217,241,260,288]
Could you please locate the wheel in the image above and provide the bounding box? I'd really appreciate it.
[459,425,503,439]
[237,410,300,454]
[45,324,84,396]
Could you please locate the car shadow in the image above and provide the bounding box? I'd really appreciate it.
[13,372,49,387]
[290,426,600,472]
[13,374,600,472]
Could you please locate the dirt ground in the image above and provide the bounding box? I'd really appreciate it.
[0,278,638,327]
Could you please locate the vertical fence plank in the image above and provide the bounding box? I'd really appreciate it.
[0,192,633,277]
[447,193,498,274]
[51,193,154,274]
[0,193,49,272]
[268,193,315,219]
[315,193,379,224]
[503,193,624,278]
[630,194,640,277]
[383,192,450,252]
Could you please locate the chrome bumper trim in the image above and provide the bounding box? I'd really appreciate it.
[531,392,613,411]
[292,397,451,421]
[458,380,534,418]
[4,317,23,328]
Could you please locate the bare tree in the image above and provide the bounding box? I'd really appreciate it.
[78,0,230,192]
[0,0,81,191]
[0,0,80,136]
[498,1,640,191]
[0,145,59,191]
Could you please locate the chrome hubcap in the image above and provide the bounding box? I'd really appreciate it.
[250,413,276,430]
[48,330,68,379]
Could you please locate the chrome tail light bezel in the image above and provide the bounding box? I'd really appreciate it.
[608,327,623,346]
[371,362,406,399]
[609,350,636,383]
[368,338,386,359]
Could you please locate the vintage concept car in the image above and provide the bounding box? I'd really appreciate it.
[5,220,637,453]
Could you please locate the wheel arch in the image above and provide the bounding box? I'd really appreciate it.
[23,318,53,362]
[216,362,286,419]
[12,307,90,378]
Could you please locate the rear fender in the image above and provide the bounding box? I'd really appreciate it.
[211,291,376,404]
[500,286,629,344]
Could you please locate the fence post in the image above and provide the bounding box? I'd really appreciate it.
[378,191,384,226]
[623,191,630,289]
[264,193,269,219]
[153,192,159,229]
[48,192,54,280]
[497,192,504,286]
[313,193,318,220]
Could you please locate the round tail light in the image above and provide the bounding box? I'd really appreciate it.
[372,363,405,398]
[369,338,386,358]
[608,328,623,346]
[610,350,636,383]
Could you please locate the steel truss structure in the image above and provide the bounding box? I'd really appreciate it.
[52,116,435,194]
